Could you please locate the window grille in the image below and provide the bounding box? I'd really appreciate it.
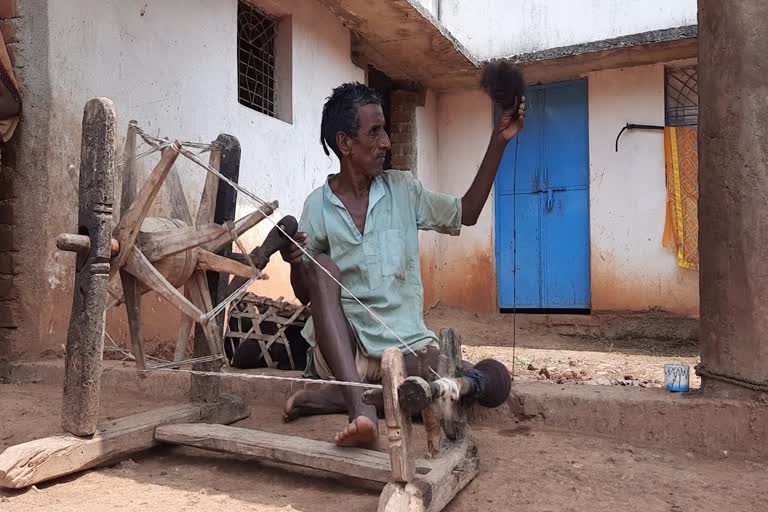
[665,66,698,127]
[238,1,277,117]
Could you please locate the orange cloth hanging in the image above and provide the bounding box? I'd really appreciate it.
[663,126,699,270]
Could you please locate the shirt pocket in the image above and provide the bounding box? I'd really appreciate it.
[362,232,383,289]
[380,229,407,281]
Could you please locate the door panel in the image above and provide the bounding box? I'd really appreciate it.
[495,80,591,310]
[497,191,541,308]
[543,81,590,190]
[542,189,591,308]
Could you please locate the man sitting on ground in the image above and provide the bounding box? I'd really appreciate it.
[282,82,525,448]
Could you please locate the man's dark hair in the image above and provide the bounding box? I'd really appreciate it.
[320,82,382,159]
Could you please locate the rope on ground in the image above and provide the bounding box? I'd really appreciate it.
[695,364,768,392]
[142,366,383,390]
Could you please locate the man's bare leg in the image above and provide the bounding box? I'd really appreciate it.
[285,325,472,418]
[284,254,378,447]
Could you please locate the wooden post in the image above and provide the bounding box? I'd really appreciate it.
[697,0,768,398]
[191,134,241,402]
[437,328,466,441]
[382,348,414,483]
[421,407,441,458]
[61,98,117,436]
[114,122,143,373]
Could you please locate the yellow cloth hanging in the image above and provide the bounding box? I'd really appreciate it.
[663,126,699,270]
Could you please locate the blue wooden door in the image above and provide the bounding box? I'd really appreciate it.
[495,80,591,310]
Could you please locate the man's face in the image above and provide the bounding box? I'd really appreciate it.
[345,104,391,177]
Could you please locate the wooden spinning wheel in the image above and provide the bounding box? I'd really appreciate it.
[57,99,294,433]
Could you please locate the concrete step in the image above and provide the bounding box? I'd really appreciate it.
[521,311,699,341]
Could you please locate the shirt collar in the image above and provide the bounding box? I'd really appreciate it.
[323,173,386,214]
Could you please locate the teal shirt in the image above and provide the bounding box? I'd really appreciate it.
[299,170,462,358]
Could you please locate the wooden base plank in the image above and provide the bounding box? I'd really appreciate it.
[0,395,249,489]
[156,423,401,483]
[378,438,479,512]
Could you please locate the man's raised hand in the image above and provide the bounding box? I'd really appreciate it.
[497,96,526,142]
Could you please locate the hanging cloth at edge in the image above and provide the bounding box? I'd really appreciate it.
[662,126,699,271]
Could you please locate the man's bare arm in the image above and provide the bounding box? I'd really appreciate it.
[461,98,526,226]
[290,261,311,305]
[281,232,311,304]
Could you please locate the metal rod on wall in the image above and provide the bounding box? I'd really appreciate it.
[615,123,665,152]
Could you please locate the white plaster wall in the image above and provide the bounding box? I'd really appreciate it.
[434,90,497,312]
[43,0,363,343]
[415,90,441,308]
[438,0,697,59]
[587,64,698,315]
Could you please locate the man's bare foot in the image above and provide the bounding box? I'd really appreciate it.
[283,388,346,423]
[334,415,378,448]
[283,391,304,423]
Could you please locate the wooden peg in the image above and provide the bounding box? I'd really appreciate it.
[56,233,119,256]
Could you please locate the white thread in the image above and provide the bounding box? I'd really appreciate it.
[145,366,382,390]
[432,378,460,422]
[204,275,260,322]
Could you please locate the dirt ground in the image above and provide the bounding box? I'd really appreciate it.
[425,306,702,389]
[2,382,767,512]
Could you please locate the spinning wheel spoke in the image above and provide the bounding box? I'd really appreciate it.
[166,166,193,224]
[116,121,138,227]
[141,223,228,262]
[202,203,277,253]
[186,270,223,357]
[173,306,195,363]
[111,143,181,275]
[120,270,147,371]
[123,246,204,323]
[196,145,222,226]
[195,248,260,279]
